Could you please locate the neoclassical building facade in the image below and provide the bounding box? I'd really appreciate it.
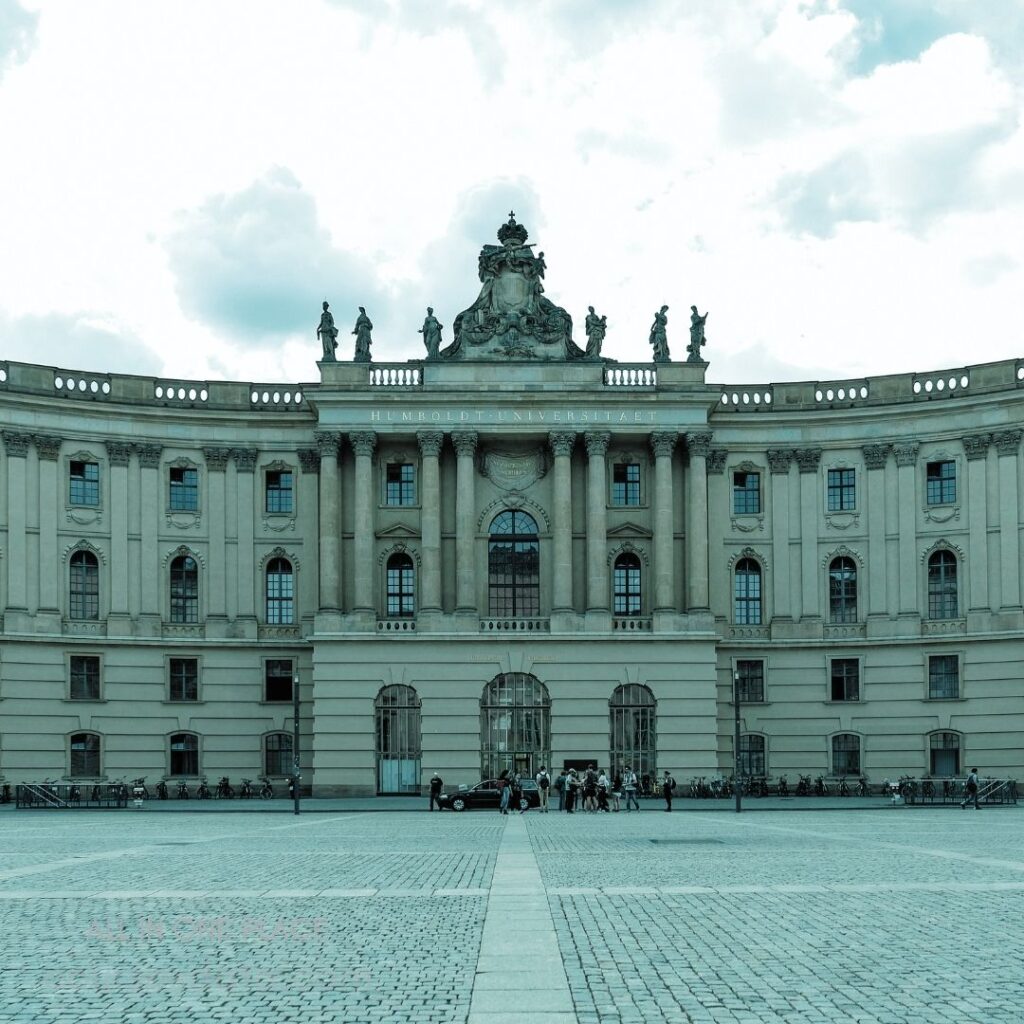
[2,221,1023,795]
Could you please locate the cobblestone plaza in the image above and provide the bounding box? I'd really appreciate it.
[1,806,1022,1023]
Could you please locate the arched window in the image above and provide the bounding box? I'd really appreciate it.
[70,732,101,777]
[832,734,861,776]
[734,558,762,625]
[929,731,961,776]
[480,673,550,779]
[266,557,294,624]
[828,556,857,623]
[738,734,766,778]
[375,685,422,793]
[170,554,199,623]
[169,733,199,776]
[265,732,294,777]
[609,684,656,780]
[488,510,540,617]
[69,550,99,620]
[928,550,958,619]
[612,554,642,616]
[386,553,415,618]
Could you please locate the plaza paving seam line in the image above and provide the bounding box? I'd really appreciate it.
[468,815,577,1024]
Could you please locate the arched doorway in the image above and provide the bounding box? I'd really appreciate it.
[609,684,656,781]
[480,673,550,779]
[375,685,422,794]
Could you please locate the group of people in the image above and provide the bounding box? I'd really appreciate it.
[532,765,678,813]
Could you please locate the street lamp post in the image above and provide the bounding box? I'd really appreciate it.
[292,669,301,816]
[734,670,742,814]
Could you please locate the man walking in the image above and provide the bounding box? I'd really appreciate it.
[536,765,551,813]
[428,772,444,811]
[961,767,981,810]
[623,765,640,812]
[662,769,676,812]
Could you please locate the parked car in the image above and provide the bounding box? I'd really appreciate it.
[438,778,540,812]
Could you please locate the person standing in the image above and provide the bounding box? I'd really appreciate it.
[498,770,511,815]
[565,769,579,814]
[536,765,551,813]
[623,766,640,812]
[428,772,444,811]
[662,769,676,812]
[961,767,981,810]
[554,769,567,811]
[597,770,610,812]
[611,769,622,813]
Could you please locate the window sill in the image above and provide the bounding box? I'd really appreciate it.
[260,699,294,705]
[63,698,107,703]
[925,696,965,702]
[163,699,204,705]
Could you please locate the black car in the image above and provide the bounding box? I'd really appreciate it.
[438,778,540,812]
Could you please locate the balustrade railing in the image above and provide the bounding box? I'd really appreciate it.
[604,365,657,387]
[369,365,422,387]
[479,617,549,632]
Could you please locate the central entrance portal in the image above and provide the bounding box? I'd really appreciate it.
[480,673,550,780]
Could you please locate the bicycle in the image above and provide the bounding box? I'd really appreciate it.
[238,778,254,799]
[776,775,789,796]
[176,779,190,799]
[196,777,211,799]
[837,777,849,797]
[215,776,234,799]
[156,780,169,800]
[856,775,869,797]
[814,775,830,796]
[258,776,274,799]
[131,777,149,800]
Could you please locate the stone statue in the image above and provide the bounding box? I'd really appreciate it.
[419,306,443,359]
[649,305,670,362]
[316,301,338,361]
[584,306,607,358]
[687,305,708,363]
[352,306,373,362]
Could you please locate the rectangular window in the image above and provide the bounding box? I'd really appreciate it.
[926,460,956,505]
[826,468,855,512]
[385,463,415,506]
[69,461,100,506]
[265,659,293,702]
[168,658,199,701]
[928,655,959,699]
[832,735,861,776]
[69,655,101,700]
[265,470,294,514]
[169,467,199,511]
[732,471,761,515]
[735,660,764,703]
[611,463,641,506]
[830,659,859,701]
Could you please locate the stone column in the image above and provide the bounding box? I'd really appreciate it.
[136,443,163,629]
[350,431,377,614]
[2,432,30,612]
[862,444,891,618]
[963,433,991,613]
[650,431,678,612]
[893,442,919,616]
[233,447,258,629]
[298,448,321,619]
[994,431,1022,611]
[203,447,231,624]
[705,448,728,613]
[685,431,712,612]
[767,449,793,621]
[418,430,444,615]
[584,431,611,617]
[795,448,822,620]
[314,432,342,613]
[106,440,133,624]
[34,435,61,617]
[452,431,479,614]
[549,431,576,614]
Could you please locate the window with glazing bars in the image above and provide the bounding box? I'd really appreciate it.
[926,460,956,504]
[386,553,415,617]
[266,558,294,624]
[487,510,540,617]
[734,559,762,624]
[928,655,959,699]
[169,555,199,623]
[70,733,100,777]
[832,734,860,775]
[265,660,293,702]
[69,551,99,620]
[612,554,641,615]
[265,470,293,513]
[732,471,761,514]
[827,468,855,511]
[170,733,199,775]
[169,658,198,701]
[385,463,415,506]
[69,461,100,506]
[927,551,958,619]
[829,556,857,622]
[265,733,293,775]
[69,655,100,700]
[611,463,640,506]
[738,734,765,777]
[735,660,764,702]
[830,659,859,701]
[169,466,199,510]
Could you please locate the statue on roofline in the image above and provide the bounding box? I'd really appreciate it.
[687,306,708,363]
[352,307,373,362]
[317,301,338,361]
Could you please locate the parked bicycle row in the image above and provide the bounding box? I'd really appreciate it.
[130,776,291,800]
[17,774,296,804]
[684,774,1017,800]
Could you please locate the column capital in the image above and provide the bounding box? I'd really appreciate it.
[706,448,728,474]
[349,430,377,458]
[583,430,611,458]
[314,431,341,458]
[548,431,576,458]
[452,430,479,457]
[962,433,992,461]
[767,448,792,475]
[33,434,62,461]
[684,431,713,458]
[862,443,892,470]
[232,447,258,473]
[135,443,163,468]
[794,447,822,474]
[106,441,132,466]
[1,430,31,457]
[417,430,444,458]
[202,447,232,472]
[297,447,320,474]
[649,431,678,459]
[892,441,920,467]
[993,429,1023,456]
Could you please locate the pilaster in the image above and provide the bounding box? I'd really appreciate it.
[862,443,891,619]
[994,430,1022,614]
[314,432,342,621]
[963,433,991,614]
[106,440,133,631]
[203,447,231,634]
[795,447,821,623]
[767,448,792,621]
[685,431,712,613]
[584,430,611,628]
[650,431,678,616]
[893,441,920,618]
[135,442,163,634]
[452,431,479,621]
[549,431,576,625]
[349,431,377,621]
[232,447,258,636]
[417,430,444,620]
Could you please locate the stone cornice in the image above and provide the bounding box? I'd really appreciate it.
[349,431,377,458]
[684,432,713,458]
[548,431,576,458]
[861,443,891,470]
[892,442,919,468]
[416,430,444,458]
[583,431,611,458]
[452,431,480,458]
[962,433,992,461]
[649,431,678,459]
[766,448,792,475]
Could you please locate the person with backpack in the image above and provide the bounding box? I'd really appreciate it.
[662,769,676,812]
[623,765,640,812]
[536,765,551,813]
[961,767,981,810]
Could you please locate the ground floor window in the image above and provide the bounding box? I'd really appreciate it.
[170,733,199,776]
[832,734,861,776]
[70,733,100,777]
[480,673,550,779]
[265,733,294,777]
[609,684,656,779]
[929,732,961,776]
[376,685,421,793]
[738,734,766,777]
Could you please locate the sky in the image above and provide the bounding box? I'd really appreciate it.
[1,0,1023,388]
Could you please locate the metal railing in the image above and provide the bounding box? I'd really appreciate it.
[16,781,129,809]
